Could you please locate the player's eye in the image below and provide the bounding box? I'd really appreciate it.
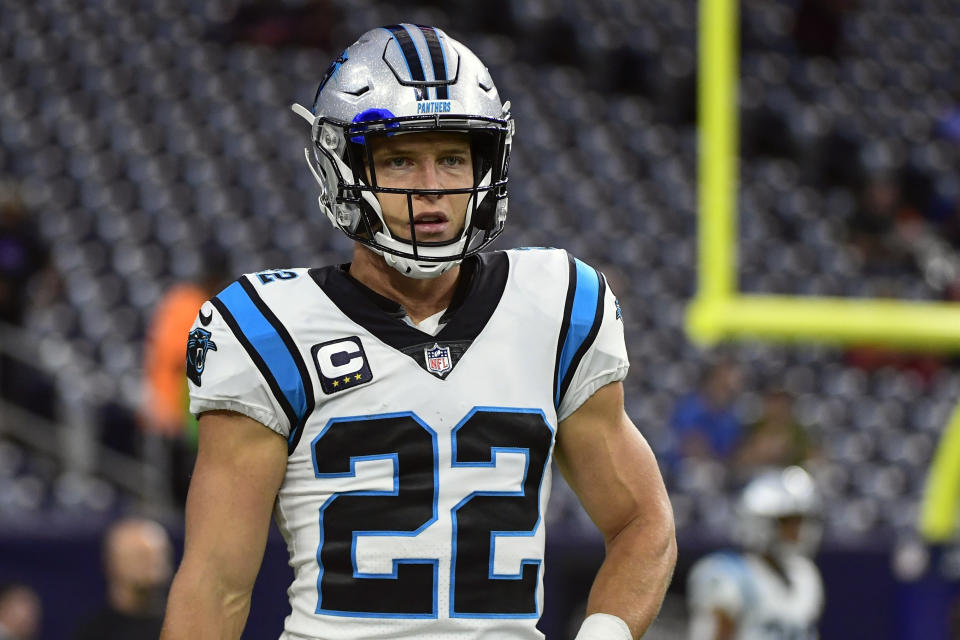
[439,155,467,167]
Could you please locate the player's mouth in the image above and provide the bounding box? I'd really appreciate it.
[411,212,449,236]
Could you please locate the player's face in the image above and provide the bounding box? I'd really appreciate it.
[367,131,474,243]
[777,515,804,543]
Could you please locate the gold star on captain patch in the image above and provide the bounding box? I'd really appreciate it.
[354,373,362,380]
[331,379,339,387]
[343,376,350,384]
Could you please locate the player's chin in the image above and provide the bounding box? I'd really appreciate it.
[404,225,465,245]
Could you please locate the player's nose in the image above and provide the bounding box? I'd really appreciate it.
[413,162,442,198]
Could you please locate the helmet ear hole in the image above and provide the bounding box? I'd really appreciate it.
[469,130,507,232]
[473,198,497,231]
[356,195,384,239]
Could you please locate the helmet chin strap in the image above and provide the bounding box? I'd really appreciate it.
[383,252,461,279]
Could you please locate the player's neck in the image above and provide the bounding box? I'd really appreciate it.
[349,244,461,325]
[758,552,793,587]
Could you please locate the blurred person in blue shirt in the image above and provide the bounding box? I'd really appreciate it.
[0,183,49,327]
[669,359,744,464]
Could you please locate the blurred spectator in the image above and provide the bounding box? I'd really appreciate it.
[141,253,231,505]
[842,170,951,380]
[847,172,918,277]
[936,89,960,144]
[814,129,863,190]
[0,183,57,418]
[0,583,41,640]
[73,517,173,640]
[668,359,744,464]
[792,0,853,59]
[206,0,338,48]
[734,389,818,476]
[845,346,943,383]
[0,183,49,327]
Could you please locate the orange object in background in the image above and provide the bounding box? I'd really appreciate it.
[142,283,209,437]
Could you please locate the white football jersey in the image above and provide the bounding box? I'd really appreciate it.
[186,248,628,640]
[687,550,823,640]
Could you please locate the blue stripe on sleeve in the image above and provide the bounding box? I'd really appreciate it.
[554,259,601,406]
[217,281,309,429]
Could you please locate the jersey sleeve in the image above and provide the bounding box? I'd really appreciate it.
[186,297,292,439]
[686,553,748,617]
[555,255,629,422]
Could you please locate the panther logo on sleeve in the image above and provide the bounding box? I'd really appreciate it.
[186,327,218,386]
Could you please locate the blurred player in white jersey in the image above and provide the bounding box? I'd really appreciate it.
[687,466,824,640]
[161,24,676,640]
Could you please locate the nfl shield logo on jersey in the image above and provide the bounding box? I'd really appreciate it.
[424,343,452,377]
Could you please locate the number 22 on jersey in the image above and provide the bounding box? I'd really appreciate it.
[310,407,553,619]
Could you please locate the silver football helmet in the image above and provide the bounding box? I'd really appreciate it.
[734,466,823,557]
[292,24,513,279]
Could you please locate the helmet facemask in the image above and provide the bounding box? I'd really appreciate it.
[292,24,514,279]
[296,107,512,279]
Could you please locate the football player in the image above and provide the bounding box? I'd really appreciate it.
[687,466,824,640]
[161,24,676,640]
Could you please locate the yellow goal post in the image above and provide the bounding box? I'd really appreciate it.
[687,0,960,352]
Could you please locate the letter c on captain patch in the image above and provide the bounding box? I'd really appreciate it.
[312,336,373,394]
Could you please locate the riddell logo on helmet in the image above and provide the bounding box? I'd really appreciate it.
[417,101,452,114]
